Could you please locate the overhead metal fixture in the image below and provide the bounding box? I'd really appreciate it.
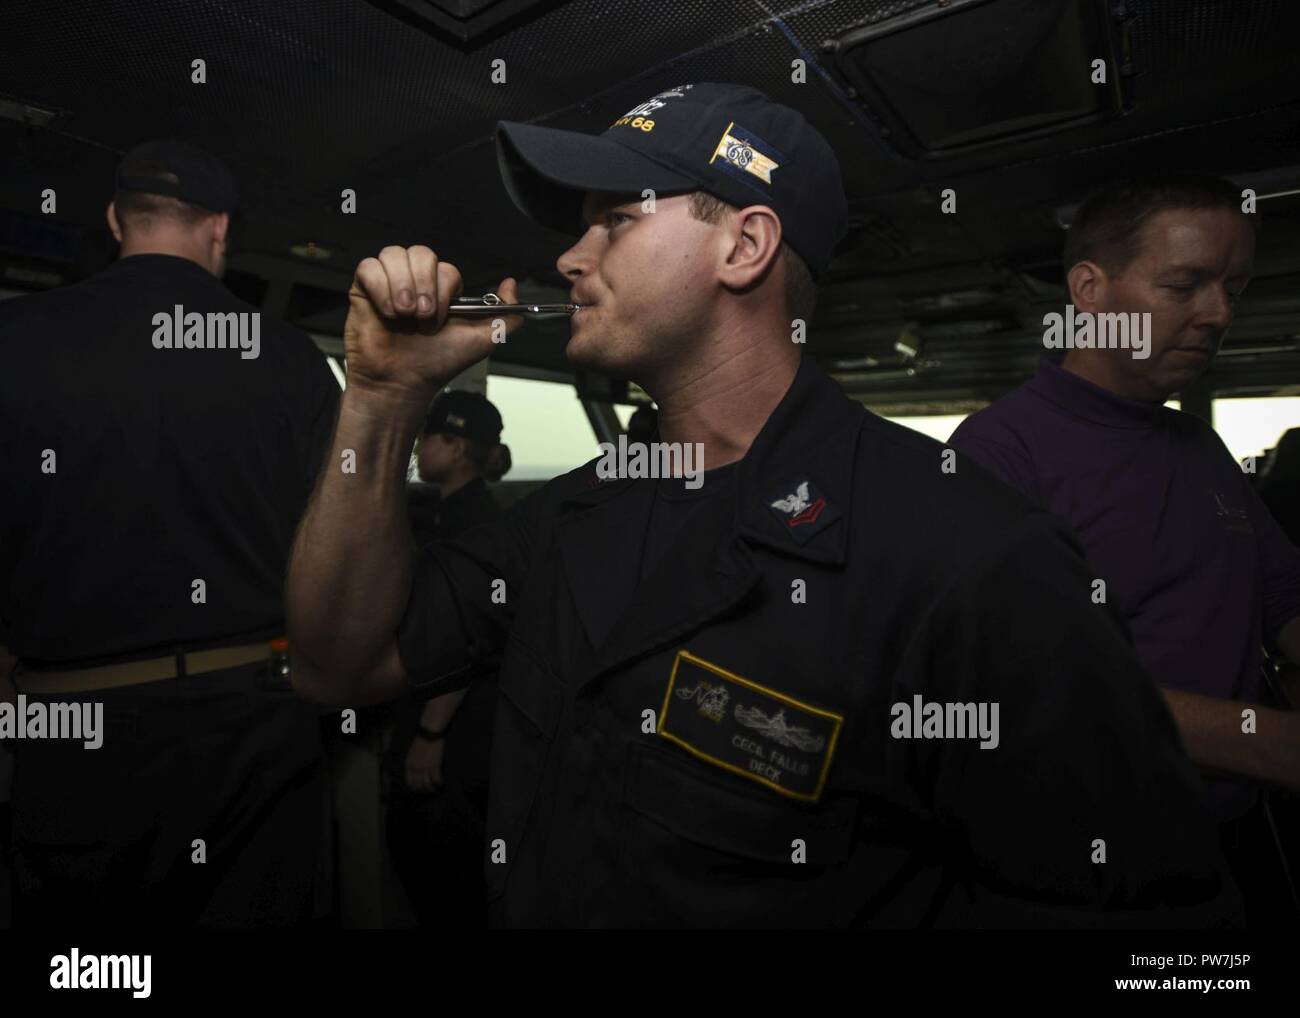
[832,324,929,376]
[1056,165,1300,229]
[832,361,941,389]
[369,0,570,45]
[0,94,64,128]
[825,0,1130,159]
[290,242,334,262]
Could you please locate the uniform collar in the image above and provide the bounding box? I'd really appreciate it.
[560,356,862,566]
[555,358,862,680]
[111,253,215,278]
[732,356,863,565]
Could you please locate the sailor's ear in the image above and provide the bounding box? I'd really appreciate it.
[106,201,123,243]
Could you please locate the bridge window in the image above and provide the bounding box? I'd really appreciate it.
[486,375,602,481]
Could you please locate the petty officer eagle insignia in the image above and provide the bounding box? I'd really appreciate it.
[658,650,844,802]
[766,476,841,544]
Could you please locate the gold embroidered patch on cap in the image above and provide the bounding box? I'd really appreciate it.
[708,121,781,186]
[658,650,843,802]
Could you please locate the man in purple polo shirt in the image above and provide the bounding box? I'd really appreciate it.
[950,175,1300,926]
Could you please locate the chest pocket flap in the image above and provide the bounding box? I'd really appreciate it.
[626,740,857,865]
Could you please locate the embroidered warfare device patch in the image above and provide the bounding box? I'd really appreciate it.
[658,650,843,802]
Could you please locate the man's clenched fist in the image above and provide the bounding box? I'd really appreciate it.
[344,245,522,398]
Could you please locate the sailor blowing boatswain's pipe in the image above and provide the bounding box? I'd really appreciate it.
[288,81,1241,929]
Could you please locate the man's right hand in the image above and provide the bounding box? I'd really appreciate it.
[289,247,522,705]
[344,246,523,399]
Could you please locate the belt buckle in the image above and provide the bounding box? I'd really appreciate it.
[261,638,292,691]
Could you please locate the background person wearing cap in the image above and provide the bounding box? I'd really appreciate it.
[406,390,511,547]
[0,139,339,927]
[288,83,1238,926]
[387,390,509,927]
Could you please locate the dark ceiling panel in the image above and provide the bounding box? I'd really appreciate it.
[1,0,1298,404]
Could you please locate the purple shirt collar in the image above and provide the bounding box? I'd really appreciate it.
[1029,356,1167,430]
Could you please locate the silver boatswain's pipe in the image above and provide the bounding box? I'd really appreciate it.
[447,292,579,317]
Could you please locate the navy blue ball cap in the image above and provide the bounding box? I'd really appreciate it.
[424,390,503,445]
[497,82,848,279]
[116,139,238,214]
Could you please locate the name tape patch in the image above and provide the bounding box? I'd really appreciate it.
[658,650,843,802]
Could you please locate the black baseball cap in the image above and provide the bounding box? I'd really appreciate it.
[115,140,238,214]
[496,83,847,278]
[424,391,503,445]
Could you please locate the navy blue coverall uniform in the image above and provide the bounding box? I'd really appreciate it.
[398,357,1240,928]
[0,253,338,927]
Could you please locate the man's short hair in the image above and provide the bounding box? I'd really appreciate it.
[114,166,212,235]
[687,191,817,325]
[1063,174,1257,278]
